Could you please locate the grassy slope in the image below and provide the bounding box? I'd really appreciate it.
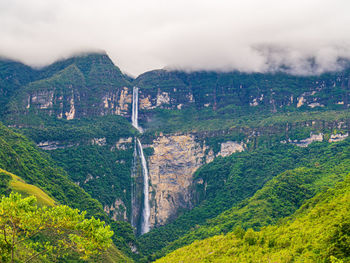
[0,168,56,207]
[0,168,56,206]
[6,170,56,207]
[157,175,350,262]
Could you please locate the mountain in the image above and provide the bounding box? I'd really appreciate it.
[0,121,137,261]
[0,124,135,262]
[137,139,350,260]
[0,122,106,217]
[1,52,350,262]
[5,52,132,124]
[0,58,37,115]
[156,173,350,262]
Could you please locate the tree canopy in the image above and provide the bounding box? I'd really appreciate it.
[0,193,113,263]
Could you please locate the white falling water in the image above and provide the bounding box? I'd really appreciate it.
[132,87,143,133]
[131,86,150,234]
[137,138,150,234]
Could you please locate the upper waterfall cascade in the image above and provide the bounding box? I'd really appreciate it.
[131,87,150,235]
[132,87,143,133]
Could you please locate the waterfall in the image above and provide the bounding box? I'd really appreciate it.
[131,87,150,234]
[137,138,150,234]
[132,87,142,133]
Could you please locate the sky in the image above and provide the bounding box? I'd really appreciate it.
[0,0,350,76]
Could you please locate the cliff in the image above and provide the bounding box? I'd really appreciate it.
[5,53,133,122]
[146,133,244,228]
[134,69,350,113]
[4,54,350,126]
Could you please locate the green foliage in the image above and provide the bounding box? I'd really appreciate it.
[143,106,350,138]
[3,53,350,263]
[0,170,11,196]
[0,122,106,219]
[0,59,37,115]
[0,193,113,263]
[12,114,135,145]
[0,117,137,259]
[156,176,350,262]
[2,114,136,221]
[137,68,350,135]
[110,221,142,260]
[4,53,132,121]
[50,145,134,220]
[139,140,350,260]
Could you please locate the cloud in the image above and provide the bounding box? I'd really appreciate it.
[0,0,349,76]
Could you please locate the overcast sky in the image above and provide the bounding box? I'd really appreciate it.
[1,0,350,76]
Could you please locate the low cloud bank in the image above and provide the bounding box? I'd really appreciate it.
[0,0,349,76]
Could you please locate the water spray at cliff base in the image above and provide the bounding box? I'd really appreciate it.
[131,86,150,235]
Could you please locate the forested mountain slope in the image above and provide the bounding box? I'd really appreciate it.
[0,122,137,261]
[2,53,350,262]
[138,140,350,260]
[4,52,132,122]
[0,122,105,218]
[157,173,350,262]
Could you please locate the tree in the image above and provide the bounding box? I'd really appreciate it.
[0,193,113,262]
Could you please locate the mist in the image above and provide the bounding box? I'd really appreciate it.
[0,0,350,76]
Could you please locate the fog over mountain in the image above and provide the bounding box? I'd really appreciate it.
[1,0,349,76]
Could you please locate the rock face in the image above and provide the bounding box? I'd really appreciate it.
[101,87,132,116]
[147,134,244,228]
[25,86,132,120]
[115,137,133,150]
[104,199,128,221]
[8,53,350,122]
[9,53,133,120]
[217,141,244,157]
[329,133,349,142]
[294,133,324,147]
[134,69,350,114]
[147,134,203,227]
[281,133,324,147]
[36,141,75,150]
[91,137,107,146]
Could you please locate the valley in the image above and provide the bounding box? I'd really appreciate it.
[1,52,350,262]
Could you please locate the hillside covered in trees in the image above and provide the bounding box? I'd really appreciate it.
[1,52,350,262]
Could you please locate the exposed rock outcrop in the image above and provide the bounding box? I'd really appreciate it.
[329,133,349,142]
[104,199,128,221]
[217,141,244,157]
[115,137,133,150]
[147,134,244,228]
[281,133,324,147]
[147,134,205,227]
[36,141,75,150]
[91,137,107,146]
